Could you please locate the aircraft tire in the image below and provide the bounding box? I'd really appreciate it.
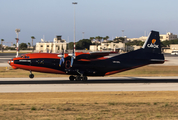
[82,76,88,81]
[69,76,75,81]
[29,74,34,79]
[76,76,81,81]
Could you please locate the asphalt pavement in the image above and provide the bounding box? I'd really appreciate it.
[0,77,178,92]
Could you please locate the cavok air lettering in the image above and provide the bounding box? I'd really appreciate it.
[147,39,159,48]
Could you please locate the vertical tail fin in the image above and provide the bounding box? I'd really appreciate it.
[142,31,161,54]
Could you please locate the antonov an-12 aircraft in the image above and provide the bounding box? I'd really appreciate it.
[8,31,164,81]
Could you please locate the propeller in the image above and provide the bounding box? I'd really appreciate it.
[70,49,75,67]
[58,50,65,67]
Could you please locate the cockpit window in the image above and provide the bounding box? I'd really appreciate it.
[21,55,30,58]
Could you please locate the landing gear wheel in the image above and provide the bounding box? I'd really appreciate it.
[69,76,75,81]
[29,74,34,79]
[82,76,88,81]
[75,76,81,81]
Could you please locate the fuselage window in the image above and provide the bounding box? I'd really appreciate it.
[25,56,30,58]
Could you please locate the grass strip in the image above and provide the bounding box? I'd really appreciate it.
[0,91,178,119]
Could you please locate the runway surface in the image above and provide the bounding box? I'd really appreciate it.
[1,77,178,92]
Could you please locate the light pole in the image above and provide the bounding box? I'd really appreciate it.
[82,32,85,39]
[1,39,4,53]
[72,2,77,53]
[15,29,20,57]
[31,36,35,52]
[122,30,124,37]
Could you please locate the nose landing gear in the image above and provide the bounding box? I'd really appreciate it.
[29,71,34,79]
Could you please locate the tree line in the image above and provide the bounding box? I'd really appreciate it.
[0,36,35,51]
[2,37,178,51]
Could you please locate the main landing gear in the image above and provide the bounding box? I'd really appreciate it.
[29,70,34,79]
[69,75,88,81]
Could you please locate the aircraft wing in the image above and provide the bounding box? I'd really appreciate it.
[76,51,118,61]
[89,51,117,56]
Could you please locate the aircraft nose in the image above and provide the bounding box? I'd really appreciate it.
[8,60,10,65]
[8,58,18,69]
[8,59,13,65]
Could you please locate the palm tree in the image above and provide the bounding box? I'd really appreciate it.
[31,36,35,52]
[105,36,109,40]
[95,36,103,51]
[95,36,103,43]
[28,42,31,48]
[1,39,4,52]
[103,36,109,43]
[90,37,95,44]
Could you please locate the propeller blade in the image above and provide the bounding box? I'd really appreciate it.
[59,57,64,66]
[73,49,76,59]
[58,50,65,67]
[70,57,74,67]
[70,49,75,67]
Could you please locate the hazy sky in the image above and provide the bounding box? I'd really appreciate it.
[0,0,178,45]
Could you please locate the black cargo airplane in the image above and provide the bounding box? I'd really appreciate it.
[9,31,164,81]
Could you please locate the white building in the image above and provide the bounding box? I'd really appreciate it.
[90,42,125,52]
[36,36,67,53]
[114,36,128,42]
[128,32,177,42]
[89,45,98,51]
[170,44,178,50]
[163,44,178,53]
[160,32,177,41]
[127,36,147,42]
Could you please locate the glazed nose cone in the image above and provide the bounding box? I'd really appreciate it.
[8,58,18,69]
[8,59,13,65]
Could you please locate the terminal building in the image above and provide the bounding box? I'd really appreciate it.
[35,36,67,53]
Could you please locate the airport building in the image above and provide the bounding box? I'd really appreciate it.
[170,44,178,50]
[128,32,177,42]
[160,32,177,41]
[90,42,125,52]
[127,36,147,42]
[163,44,178,53]
[35,36,67,53]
